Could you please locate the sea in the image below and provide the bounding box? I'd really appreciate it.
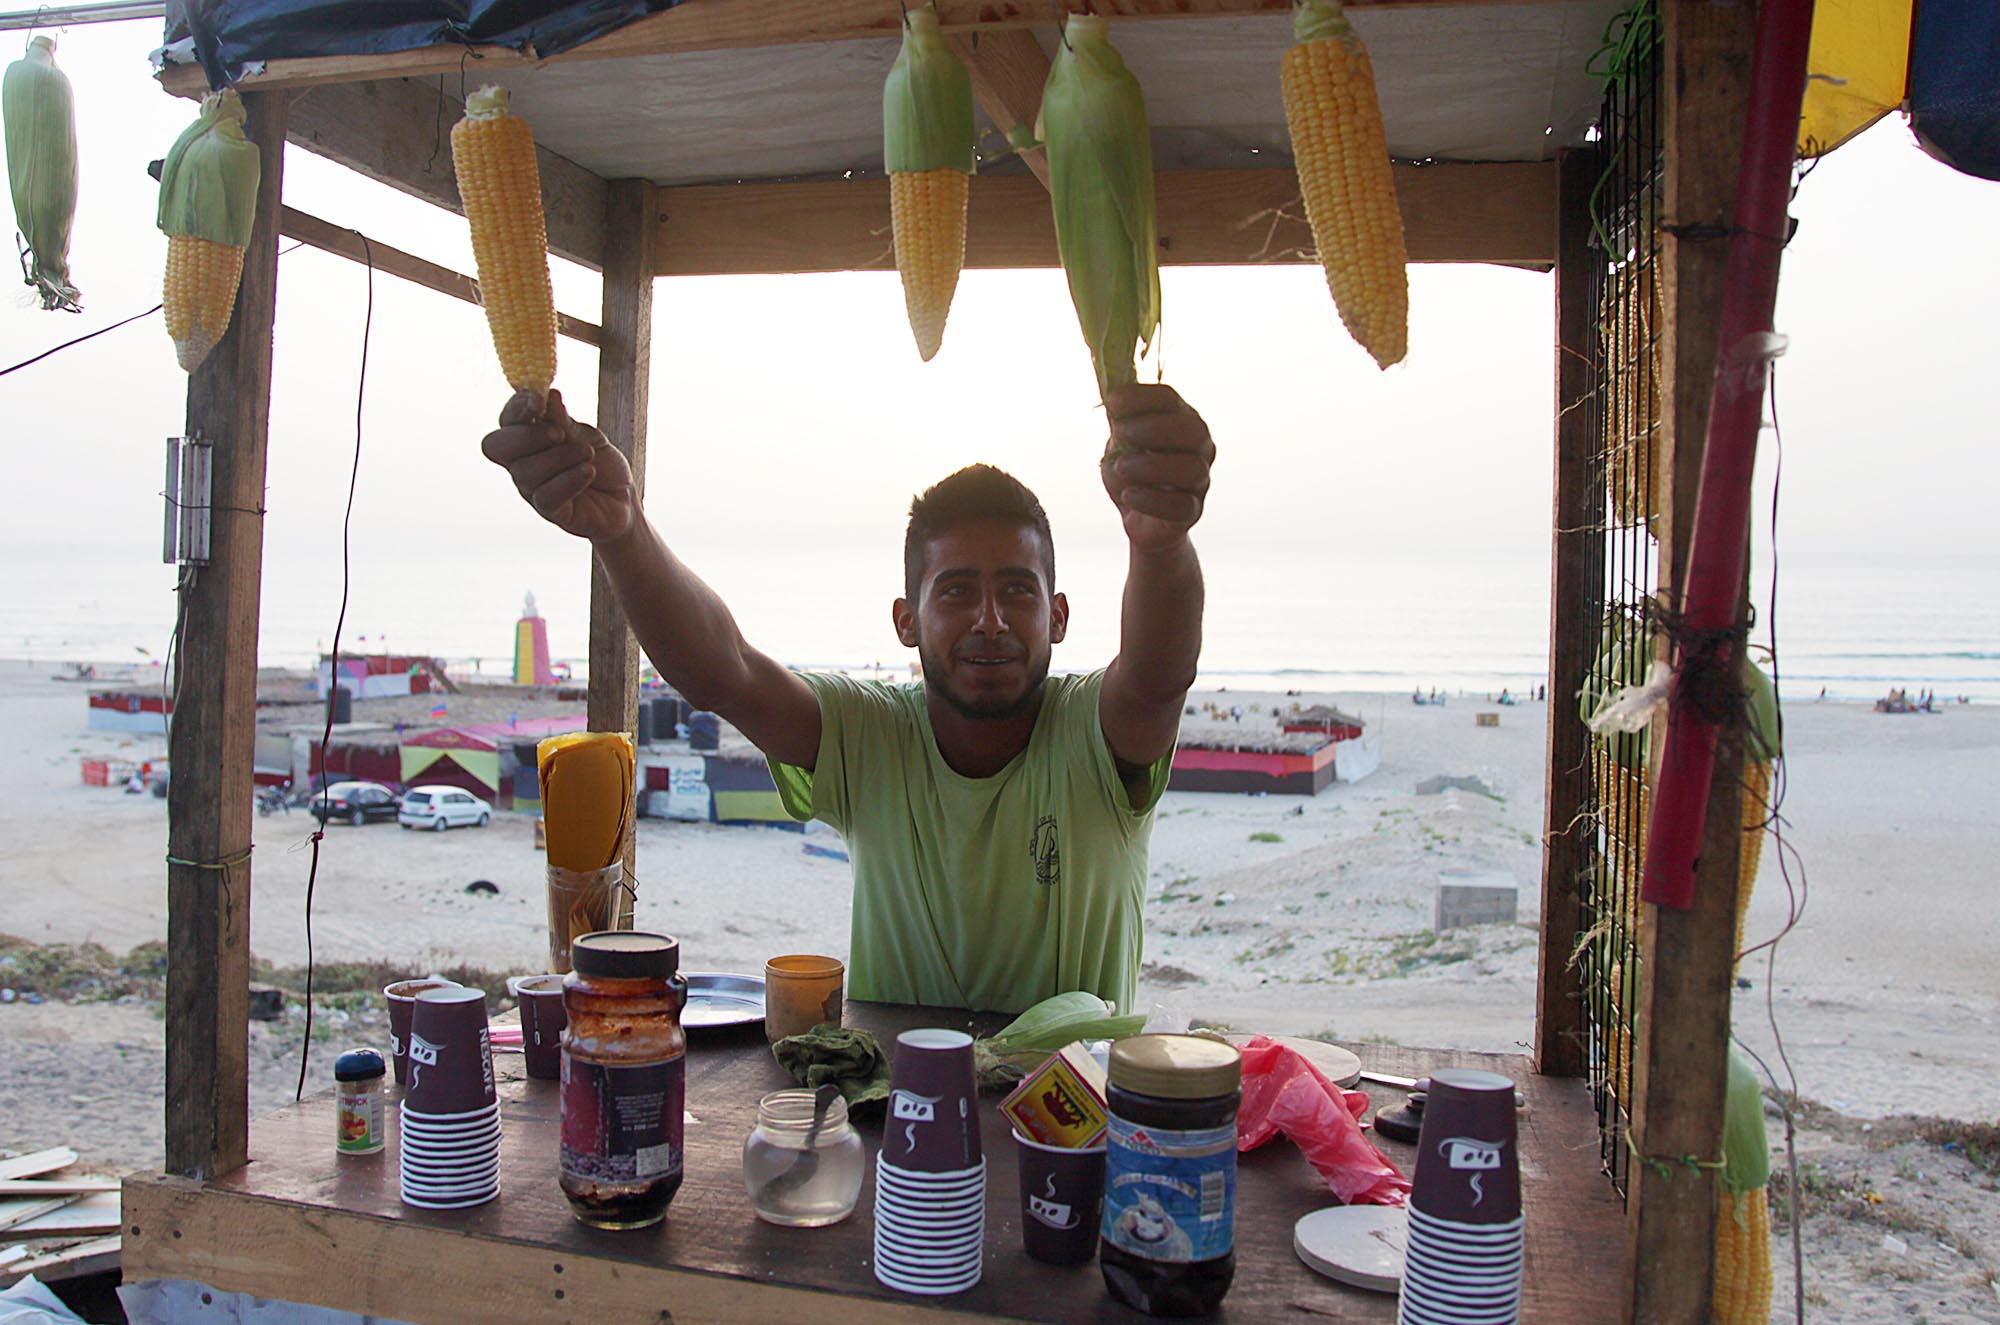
[8,547,1995,705]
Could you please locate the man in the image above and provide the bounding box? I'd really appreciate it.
[483,383,1214,1013]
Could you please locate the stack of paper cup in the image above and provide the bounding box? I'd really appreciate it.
[1398,1069,1523,1325]
[398,986,500,1210]
[872,1029,985,1295]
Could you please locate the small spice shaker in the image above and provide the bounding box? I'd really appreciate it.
[334,1047,387,1155]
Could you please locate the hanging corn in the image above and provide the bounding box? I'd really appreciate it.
[451,85,557,400]
[1736,659,1781,968]
[1280,0,1408,368]
[884,4,975,362]
[1714,1047,1774,1325]
[1040,14,1160,402]
[4,35,80,312]
[157,89,261,372]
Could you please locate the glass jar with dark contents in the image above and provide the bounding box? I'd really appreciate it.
[559,930,688,1229]
[1099,1035,1242,1317]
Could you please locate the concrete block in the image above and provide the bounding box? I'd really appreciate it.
[1435,869,1518,931]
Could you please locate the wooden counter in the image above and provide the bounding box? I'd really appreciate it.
[123,1003,1620,1323]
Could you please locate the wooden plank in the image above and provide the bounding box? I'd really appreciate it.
[948,28,1052,190]
[0,1180,117,1198]
[279,207,602,347]
[586,179,655,914]
[0,1149,76,1182]
[165,89,289,1184]
[123,1005,1621,1325]
[1535,148,1596,1079]
[655,162,1556,276]
[283,76,607,271]
[0,1234,121,1287]
[158,0,1584,95]
[1621,2,1758,1321]
[0,1193,118,1241]
[0,1197,80,1235]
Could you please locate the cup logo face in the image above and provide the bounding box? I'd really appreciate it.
[1028,1174,1076,1229]
[892,1089,939,1123]
[408,1033,441,1068]
[1439,1135,1507,1206]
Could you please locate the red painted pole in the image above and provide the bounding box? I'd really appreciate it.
[1641,0,1816,910]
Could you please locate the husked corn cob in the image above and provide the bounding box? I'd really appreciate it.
[1716,1047,1773,1325]
[1736,758,1771,966]
[1280,0,1408,368]
[452,85,557,398]
[884,5,975,362]
[4,35,81,311]
[156,89,261,372]
[1041,14,1160,401]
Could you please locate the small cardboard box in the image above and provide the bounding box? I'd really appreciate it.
[1000,1043,1110,1148]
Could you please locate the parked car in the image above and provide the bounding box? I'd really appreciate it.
[399,786,492,832]
[309,781,400,826]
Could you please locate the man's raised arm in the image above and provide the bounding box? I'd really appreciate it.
[482,389,820,769]
[1096,384,1213,774]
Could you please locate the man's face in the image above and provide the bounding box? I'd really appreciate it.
[894,520,1067,721]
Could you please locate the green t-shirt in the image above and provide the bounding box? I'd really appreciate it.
[767,670,1171,1015]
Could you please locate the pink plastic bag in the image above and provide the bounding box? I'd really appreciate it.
[1236,1036,1410,1206]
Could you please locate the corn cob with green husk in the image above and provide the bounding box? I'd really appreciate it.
[974,990,1146,1086]
[1040,14,1160,401]
[1715,1046,1773,1325]
[157,89,262,372]
[884,4,975,362]
[1735,658,1780,969]
[4,35,80,312]
[1280,0,1407,368]
[452,85,558,398]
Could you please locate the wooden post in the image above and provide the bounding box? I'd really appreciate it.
[164,89,289,1180]
[1622,2,1755,1319]
[1534,149,1598,1079]
[588,179,656,905]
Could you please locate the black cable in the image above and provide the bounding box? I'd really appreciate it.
[0,304,161,377]
[296,233,375,1102]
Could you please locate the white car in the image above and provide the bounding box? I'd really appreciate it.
[398,786,492,832]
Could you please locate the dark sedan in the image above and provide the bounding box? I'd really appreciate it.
[309,781,400,826]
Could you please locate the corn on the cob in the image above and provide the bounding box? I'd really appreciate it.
[1041,14,1160,401]
[884,5,975,362]
[1734,659,1780,968]
[1715,1047,1773,1325]
[1280,0,1408,369]
[4,35,80,312]
[451,85,557,398]
[157,89,261,372]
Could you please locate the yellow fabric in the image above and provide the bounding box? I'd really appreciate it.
[536,732,633,870]
[1799,0,1913,158]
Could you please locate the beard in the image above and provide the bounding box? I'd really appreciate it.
[917,635,1053,721]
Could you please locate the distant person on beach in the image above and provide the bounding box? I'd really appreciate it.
[483,385,1214,1014]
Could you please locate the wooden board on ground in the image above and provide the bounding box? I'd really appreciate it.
[0,1179,118,1197]
[0,1149,77,1182]
[0,1192,119,1241]
[125,1004,1621,1324]
[0,1234,121,1287]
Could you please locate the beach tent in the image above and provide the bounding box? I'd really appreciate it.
[399,714,585,806]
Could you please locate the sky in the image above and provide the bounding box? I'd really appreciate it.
[1,18,1996,684]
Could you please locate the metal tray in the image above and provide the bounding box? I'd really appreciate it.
[682,971,765,1029]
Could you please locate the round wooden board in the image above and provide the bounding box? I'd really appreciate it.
[1293,1204,1408,1294]
[1223,1033,1364,1088]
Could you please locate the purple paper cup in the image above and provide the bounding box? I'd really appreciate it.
[383,977,463,1086]
[507,974,569,1080]
[882,1029,981,1173]
[403,987,495,1116]
[1410,1069,1522,1226]
[1011,1129,1105,1265]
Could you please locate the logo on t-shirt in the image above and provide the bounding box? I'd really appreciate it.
[1029,814,1061,888]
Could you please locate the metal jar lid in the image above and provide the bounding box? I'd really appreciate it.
[1108,1034,1242,1099]
[571,930,681,980]
[334,1047,385,1082]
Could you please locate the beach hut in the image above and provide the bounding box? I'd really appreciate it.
[400,714,588,807]
[120,1,1826,1320]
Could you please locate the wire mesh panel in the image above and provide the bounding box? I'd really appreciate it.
[1572,4,1663,1200]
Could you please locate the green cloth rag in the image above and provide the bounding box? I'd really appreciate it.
[772,1023,892,1108]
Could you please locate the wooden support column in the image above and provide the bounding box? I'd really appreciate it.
[948,29,1052,188]
[588,178,656,910]
[1622,2,1755,1320]
[164,89,289,1180]
[1534,149,1598,1079]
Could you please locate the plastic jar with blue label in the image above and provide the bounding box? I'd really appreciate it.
[1099,1035,1242,1316]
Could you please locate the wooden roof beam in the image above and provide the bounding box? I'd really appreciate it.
[284,77,608,269]
[948,29,1052,190]
[278,207,603,346]
[653,161,1555,276]
[159,0,1560,96]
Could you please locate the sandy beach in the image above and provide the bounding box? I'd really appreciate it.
[2,659,1996,1320]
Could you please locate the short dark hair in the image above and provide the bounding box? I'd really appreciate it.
[903,464,1055,602]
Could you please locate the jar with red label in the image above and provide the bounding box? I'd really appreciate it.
[559,930,688,1229]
